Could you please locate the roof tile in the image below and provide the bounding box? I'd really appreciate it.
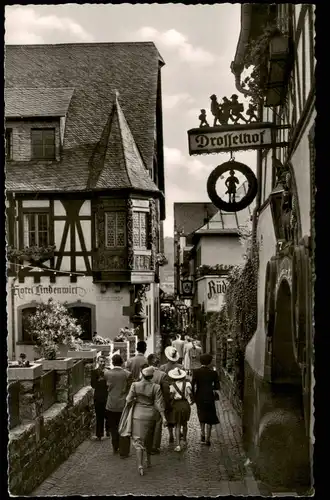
[5,42,163,192]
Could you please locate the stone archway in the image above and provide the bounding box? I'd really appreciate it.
[272,279,301,384]
[255,277,310,491]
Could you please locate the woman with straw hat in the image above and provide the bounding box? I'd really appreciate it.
[168,367,194,452]
[125,365,166,476]
[159,346,183,444]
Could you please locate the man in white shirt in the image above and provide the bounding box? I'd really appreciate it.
[171,334,185,364]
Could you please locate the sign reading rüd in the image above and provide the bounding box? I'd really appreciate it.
[188,123,288,155]
[198,276,228,313]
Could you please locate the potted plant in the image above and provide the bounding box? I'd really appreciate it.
[24,298,83,366]
[7,244,56,264]
[241,24,284,106]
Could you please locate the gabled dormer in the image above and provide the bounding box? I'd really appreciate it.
[5,87,74,162]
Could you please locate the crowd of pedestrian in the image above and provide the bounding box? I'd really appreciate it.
[90,336,220,476]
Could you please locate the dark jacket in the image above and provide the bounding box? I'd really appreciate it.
[192,366,220,404]
[91,367,109,403]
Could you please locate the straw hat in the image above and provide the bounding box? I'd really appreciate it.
[165,346,180,362]
[141,365,155,377]
[168,367,187,380]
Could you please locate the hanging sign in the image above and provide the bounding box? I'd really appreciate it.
[188,123,288,155]
[180,279,193,298]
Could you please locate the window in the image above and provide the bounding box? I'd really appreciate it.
[133,211,148,248]
[105,211,126,248]
[31,128,55,159]
[5,129,13,160]
[21,307,37,342]
[23,212,49,246]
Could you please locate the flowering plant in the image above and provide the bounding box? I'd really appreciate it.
[88,334,112,345]
[114,327,137,342]
[156,253,168,266]
[25,298,84,360]
[7,244,56,263]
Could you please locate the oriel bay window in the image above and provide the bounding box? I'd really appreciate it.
[23,212,49,247]
[105,211,126,248]
[133,211,148,249]
[31,128,56,160]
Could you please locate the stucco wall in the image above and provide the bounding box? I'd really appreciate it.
[245,205,276,377]
[8,275,132,360]
[200,235,243,267]
[290,110,316,238]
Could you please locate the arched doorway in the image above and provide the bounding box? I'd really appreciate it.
[272,280,301,384]
[256,278,310,491]
[67,305,93,341]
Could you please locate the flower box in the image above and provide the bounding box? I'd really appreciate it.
[36,357,74,371]
[67,349,98,360]
[8,363,43,381]
[83,344,111,355]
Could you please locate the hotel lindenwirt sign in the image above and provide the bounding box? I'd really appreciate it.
[187,94,289,212]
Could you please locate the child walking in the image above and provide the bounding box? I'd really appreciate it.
[168,367,194,451]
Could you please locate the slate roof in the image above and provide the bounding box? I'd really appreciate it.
[5,42,164,193]
[5,87,75,118]
[174,203,218,237]
[89,93,158,192]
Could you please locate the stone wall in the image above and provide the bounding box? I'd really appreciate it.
[8,386,95,496]
[219,367,242,418]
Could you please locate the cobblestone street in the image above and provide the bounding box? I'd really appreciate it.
[31,391,263,496]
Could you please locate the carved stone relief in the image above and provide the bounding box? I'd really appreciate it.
[149,199,157,271]
[127,198,134,270]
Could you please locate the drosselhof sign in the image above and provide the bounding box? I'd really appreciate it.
[188,122,288,155]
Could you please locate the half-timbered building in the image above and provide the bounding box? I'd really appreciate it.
[231,4,315,492]
[5,42,166,360]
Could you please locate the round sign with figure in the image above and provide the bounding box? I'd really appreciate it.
[206,160,258,212]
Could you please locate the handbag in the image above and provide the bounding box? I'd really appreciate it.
[118,400,135,437]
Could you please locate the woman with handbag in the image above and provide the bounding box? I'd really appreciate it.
[124,365,166,476]
[191,353,220,447]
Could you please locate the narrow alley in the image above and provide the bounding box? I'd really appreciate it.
[31,391,265,497]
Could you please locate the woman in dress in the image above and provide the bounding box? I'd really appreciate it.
[191,353,220,446]
[126,365,166,475]
[168,367,194,452]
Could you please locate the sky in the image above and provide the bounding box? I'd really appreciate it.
[5,4,256,237]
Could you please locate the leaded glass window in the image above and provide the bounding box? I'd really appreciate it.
[133,211,148,249]
[105,211,126,248]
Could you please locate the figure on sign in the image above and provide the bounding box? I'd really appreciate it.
[210,94,222,127]
[220,97,233,124]
[199,109,209,127]
[225,169,240,203]
[230,94,248,124]
[246,103,258,123]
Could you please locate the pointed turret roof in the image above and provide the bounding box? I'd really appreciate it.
[88,92,159,192]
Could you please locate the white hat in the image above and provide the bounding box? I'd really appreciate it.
[168,367,187,380]
[141,365,155,377]
[165,346,180,362]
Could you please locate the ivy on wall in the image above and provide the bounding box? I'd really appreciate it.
[205,233,259,400]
